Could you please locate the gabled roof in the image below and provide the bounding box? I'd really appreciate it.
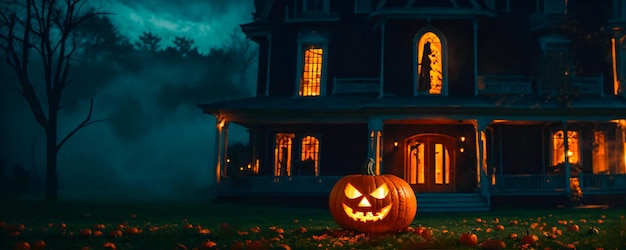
[370,0,496,20]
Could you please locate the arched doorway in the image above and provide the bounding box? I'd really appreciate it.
[404,133,456,192]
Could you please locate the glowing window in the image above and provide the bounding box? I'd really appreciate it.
[552,130,579,165]
[274,133,295,176]
[300,136,320,176]
[299,46,323,96]
[417,32,443,95]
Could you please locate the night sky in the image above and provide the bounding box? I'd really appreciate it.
[0,0,255,201]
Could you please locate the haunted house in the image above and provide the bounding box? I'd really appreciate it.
[200,0,626,211]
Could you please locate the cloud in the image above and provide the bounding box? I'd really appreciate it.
[106,0,254,52]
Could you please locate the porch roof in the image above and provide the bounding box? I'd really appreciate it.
[198,95,626,125]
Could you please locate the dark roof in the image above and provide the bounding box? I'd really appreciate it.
[198,95,626,125]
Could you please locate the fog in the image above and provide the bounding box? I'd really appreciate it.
[0,0,256,202]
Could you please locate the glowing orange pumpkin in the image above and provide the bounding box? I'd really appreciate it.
[328,162,417,233]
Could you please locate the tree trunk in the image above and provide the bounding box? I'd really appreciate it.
[45,112,58,204]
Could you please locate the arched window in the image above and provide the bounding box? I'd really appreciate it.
[415,30,446,95]
[274,133,295,176]
[552,130,579,165]
[300,136,320,175]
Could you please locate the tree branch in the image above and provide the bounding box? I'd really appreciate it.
[57,98,109,151]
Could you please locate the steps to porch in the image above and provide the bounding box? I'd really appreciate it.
[417,193,489,213]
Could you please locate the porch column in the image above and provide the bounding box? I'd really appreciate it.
[265,34,272,96]
[378,20,386,98]
[562,121,571,194]
[368,118,384,174]
[215,117,229,183]
[474,119,491,197]
[622,120,626,174]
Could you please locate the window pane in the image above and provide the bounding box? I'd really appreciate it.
[417,32,442,95]
[300,46,323,96]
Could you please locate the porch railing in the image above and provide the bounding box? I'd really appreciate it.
[477,74,604,96]
[490,174,626,195]
[217,176,342,196]
[490,174,566,195]
[579,173,626,194]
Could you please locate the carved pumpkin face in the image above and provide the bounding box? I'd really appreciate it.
[342,182,391,222]
[329,173,417,233]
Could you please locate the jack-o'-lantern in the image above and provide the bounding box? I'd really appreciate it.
[328,160,418,233]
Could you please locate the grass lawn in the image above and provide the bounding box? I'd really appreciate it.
[1,197,624,249]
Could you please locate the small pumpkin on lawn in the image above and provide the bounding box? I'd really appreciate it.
[328,158,418,233]
[567,223,580,233]
[479,239,506,250]
[521,230,539,245]
[587,226,600,235]
[459,231,478,246]
[420,228,433,240]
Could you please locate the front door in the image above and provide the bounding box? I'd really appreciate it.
[405,134,455,192]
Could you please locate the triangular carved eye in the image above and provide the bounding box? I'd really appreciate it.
[344,183,363,199]
[370,183,389,199]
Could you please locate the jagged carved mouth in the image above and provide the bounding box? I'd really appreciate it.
[342,203,392,222]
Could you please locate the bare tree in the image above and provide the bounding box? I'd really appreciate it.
[0,0,108,203]
[228,28,258,89]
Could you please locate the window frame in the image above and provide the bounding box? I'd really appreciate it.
[299,134,321,176]
[274,133,296,176]
[413,27,448,96]
[550,128,582,167]
[295,30,329,97]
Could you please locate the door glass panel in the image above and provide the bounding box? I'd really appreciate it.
[417,143,424,184]
[408,143,424,184]
[435,143,443,184]
[444,145,450,184]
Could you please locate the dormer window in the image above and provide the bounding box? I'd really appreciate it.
[415,30,447,96]
[296,30,329,97]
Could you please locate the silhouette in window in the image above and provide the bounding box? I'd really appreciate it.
[418,41,432,92]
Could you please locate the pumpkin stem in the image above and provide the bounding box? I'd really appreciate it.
[365,158,376,175]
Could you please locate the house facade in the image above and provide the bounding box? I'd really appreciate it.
[200,0,626,211]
